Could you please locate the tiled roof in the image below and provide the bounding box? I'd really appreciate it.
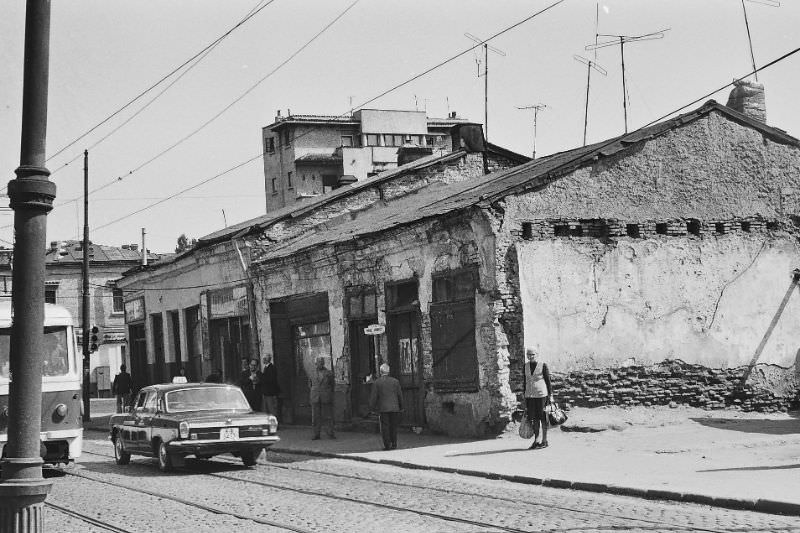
[43,241,163,265]
[252,100,800,264]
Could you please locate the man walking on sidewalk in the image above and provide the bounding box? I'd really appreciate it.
[370,363,403,450]
[310,356,335,440]
[112,364,134,413]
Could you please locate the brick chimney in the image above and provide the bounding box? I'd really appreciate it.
[726,79,766,123]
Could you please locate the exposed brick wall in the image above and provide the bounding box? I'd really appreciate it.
[542,359,800,413]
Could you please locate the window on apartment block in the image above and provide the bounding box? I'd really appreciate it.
[113,288,124,314]
[44,282,58,304]
[287,171,293,189]
[265,137,275,153]
[282,129,291,147]
[366,134,380,146]
[271,177,278,194]
[340,135,353,147]
[430,267,479,392]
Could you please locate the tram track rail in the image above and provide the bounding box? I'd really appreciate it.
[45,500,135,533]
[77,447,789,533]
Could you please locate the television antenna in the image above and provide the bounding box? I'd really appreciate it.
[465,32,506,142]
[573,55,607,146]
[586,28,669,133]
[740,0,780,81]
[516,104,547,159]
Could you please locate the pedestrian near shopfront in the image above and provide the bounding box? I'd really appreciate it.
[524,348,553,450]
[111,364,134,413]
[310,356,335,440]
[260,354,281,416]
[370,363,403,450]
[240,358,262,411]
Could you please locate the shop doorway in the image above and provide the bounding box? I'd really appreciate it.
[385,280,425,427]
[208,316,250,384]
[347,289,377,418]
[270,293,330,425]
[128,323,147,390]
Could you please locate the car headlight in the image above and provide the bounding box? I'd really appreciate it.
[54,403,68,419]
[179,421,190,439]
[267,415,278,434]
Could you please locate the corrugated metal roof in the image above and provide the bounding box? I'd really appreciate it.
[252,100,800,264]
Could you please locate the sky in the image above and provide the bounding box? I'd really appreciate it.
[1,0,799,254]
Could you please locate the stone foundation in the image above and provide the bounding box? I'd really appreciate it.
[542,360,800,413]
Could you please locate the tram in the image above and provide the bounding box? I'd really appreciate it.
[0,301,83,465]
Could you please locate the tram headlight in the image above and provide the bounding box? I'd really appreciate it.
[179,421,190,439]
[54,403,68,419]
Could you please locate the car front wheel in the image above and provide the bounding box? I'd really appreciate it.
[114,437,130,465]
[157,441,173,473]
[240,449,259,467]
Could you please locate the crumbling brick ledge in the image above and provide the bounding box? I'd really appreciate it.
[545,359,800,413]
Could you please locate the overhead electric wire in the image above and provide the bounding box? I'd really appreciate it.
[79,0,361,202]
[82,0,567,234]
[83,45,800,293]
[45,0,277,166]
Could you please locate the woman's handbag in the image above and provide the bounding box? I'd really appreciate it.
[546,402,568,426]
[518,414,536,439]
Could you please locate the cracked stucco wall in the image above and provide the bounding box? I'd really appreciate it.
[250,210,504,436]
[518,233,800,371]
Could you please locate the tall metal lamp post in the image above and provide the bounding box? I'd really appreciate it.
[0,0,55,529]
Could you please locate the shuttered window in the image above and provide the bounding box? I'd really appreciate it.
[430,267,478,392]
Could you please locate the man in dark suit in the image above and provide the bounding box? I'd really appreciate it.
[370,363,403,450]
[260,354,280,416]
[309,356,335,440]
[112,364,134,413]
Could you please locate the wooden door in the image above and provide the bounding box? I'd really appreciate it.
[349,318,375,418]
[387,310,424,427]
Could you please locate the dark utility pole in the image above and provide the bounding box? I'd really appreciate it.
[0,0,55,529]
[82,150,91,422]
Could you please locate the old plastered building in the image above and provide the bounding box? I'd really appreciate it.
[247,88,800,436]
[120,85,800,435]
[116,133,527,411]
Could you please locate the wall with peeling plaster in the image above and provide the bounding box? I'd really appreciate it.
[497,110,800,406]
[250,210,505,436]
[518,234,800,370]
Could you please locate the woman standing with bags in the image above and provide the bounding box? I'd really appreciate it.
[524,348,553,450]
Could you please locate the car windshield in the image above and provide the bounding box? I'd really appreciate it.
[164,387,251,413]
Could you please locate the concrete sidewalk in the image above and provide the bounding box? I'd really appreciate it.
[84,402,800,516]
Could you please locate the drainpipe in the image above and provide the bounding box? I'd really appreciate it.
[232,229,261,365]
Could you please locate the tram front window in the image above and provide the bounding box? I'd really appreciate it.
[0,327,69,378]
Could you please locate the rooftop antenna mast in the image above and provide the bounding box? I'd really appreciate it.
[573,55,607,146]
[586,28,669,133]
[740,0,780,81]
[465,32,506,142]
[516,104,547,159]
[574,2,608,146]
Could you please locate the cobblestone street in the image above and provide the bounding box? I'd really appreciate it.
[41,430,800,533]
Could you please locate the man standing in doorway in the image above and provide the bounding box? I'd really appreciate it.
[310,356,335,440]
[261,354,280,417]
[111,364,134,413]
[370,363,403,450]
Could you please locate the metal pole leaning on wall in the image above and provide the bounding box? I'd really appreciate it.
[738,268,800,388]
[0,0,55,529]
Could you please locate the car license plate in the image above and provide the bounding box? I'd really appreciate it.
[220,427,239,440]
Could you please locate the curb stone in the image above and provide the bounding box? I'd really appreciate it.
[270,446,800,517]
